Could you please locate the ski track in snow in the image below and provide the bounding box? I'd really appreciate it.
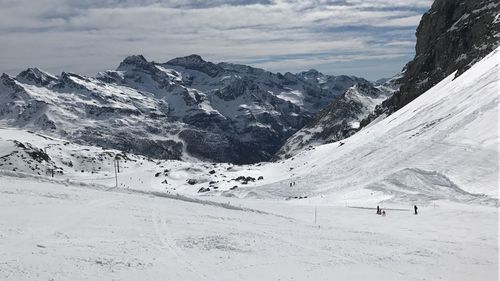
[151,211,216,281]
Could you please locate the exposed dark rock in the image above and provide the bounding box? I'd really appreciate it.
[167,55,223,77]
[16,68,58,86]
[198,187,210,193]
[233,176,256,183]
[362,0,500,125]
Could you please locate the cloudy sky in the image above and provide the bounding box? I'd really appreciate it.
[0,0,432,80]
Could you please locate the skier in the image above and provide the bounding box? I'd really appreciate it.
[376,205,381,215]
[382,210,386,216]
[414,205,418,215]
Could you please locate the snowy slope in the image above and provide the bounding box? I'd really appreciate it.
[0,127,144,181]
[219,46,500,204]
[1,177,497,281]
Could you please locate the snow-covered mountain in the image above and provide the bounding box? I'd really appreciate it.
[275,78,397,158]
[0,55,369,164]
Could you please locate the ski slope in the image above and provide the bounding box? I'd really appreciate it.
[223,46,500,205]
[0,177,497,281]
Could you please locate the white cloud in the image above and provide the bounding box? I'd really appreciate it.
[0,0,432,80]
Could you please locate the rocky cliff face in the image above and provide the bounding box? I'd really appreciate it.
[277,0,500,160]
[0,56,371,164]
[362,0,500,124]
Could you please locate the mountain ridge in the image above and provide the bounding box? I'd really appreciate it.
[0,54,372,164]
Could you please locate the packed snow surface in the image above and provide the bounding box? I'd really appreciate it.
[0,177,497,281]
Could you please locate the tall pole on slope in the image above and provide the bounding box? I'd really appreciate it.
[114,158,118,188]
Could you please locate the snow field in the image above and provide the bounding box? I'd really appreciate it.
[0,177,497,281]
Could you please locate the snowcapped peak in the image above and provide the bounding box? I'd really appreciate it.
[304,69,321,75]
[1,73,11,80]
[166,54,222,77]
[0,73,18,89]
[56,72,94,90]
[122,54,148,65]
[298,69,324,79]
[60,71,72,79]
[117,55,152,71]
[0,73,27,93]
[16,67,58,86]
[168,54,206,64]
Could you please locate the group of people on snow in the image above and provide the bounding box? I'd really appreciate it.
[376,205,386,216]
[376,205,418,216]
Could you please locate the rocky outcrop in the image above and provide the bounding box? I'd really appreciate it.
[16,68,58,86]
[362,0,500,124]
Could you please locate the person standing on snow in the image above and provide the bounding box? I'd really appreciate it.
[414,205,418,215]
[376,205,381,215]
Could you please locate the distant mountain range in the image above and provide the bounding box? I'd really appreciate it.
[0,54,391,164]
